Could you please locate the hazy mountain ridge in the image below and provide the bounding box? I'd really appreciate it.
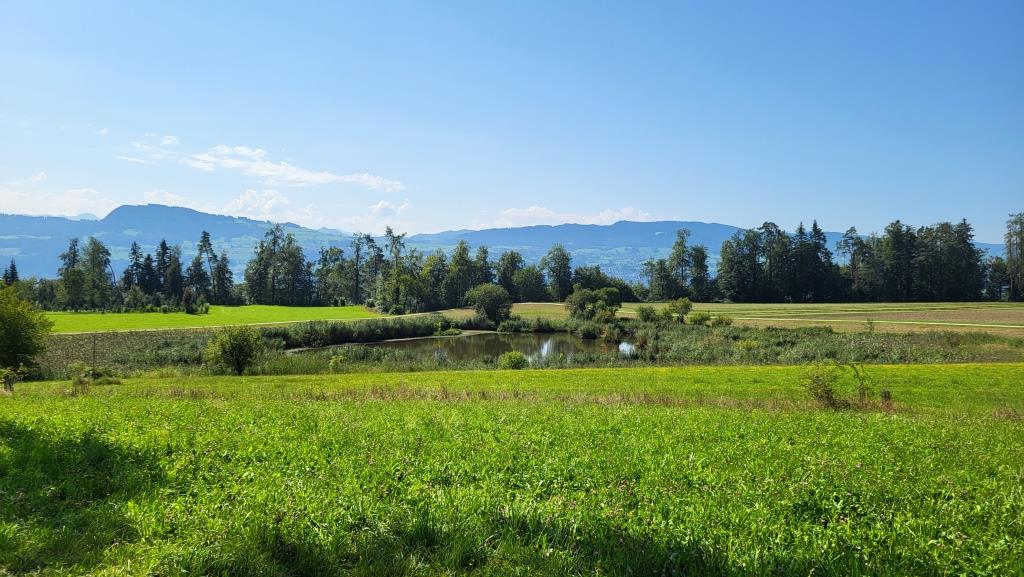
[0,205,1006,280]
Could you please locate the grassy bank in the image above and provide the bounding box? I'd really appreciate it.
[2,364,1022,575]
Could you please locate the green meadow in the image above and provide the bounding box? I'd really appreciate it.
[46,305,381,333]
[2,364,1022,575]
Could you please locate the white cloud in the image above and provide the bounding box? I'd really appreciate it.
[183,145,405,191]
[369,199,412,217]
[115,134,404,194]
[0,186,117,218]
[494,205,656,228]
[222,189,292,218]
[8,171,47,185]
[116,155,154,165]
[97,127,110,137]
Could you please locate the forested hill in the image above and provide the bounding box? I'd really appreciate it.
[0,204,1006,279]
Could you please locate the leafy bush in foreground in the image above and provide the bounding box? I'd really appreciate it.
[497,350,529,370]
[205,326,264,375]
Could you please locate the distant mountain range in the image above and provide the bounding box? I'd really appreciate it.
[0,204,1006,280]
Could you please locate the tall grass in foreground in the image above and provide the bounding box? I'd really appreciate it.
[1,365,1022,575]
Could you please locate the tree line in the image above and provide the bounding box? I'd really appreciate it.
[711,216,1021,302]
[3,212,1022,310]
[4,232,237,312]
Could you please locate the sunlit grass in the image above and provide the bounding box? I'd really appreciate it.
[2,364,1022,575]
[47,304,381,333]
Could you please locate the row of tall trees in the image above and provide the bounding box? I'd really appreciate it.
[716,218,1012,302]
[9,232,236,311]
[641,230,713,302]
[7,213,1022,309]
[243,225,630,313]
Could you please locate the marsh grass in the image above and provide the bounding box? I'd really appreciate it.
[35,316,1024,380]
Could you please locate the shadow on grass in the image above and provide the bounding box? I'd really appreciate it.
[156,508,803,577]
[0,420,165,573]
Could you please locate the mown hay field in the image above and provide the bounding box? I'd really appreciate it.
[2,364,1022,575]
[46,305,381,334]
[503,302,1024,336]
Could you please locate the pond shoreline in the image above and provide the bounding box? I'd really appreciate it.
[286,330,495,354]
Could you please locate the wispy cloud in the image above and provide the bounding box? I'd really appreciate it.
[494,205,656,228]
[182,145,405,191]
[96,127,110,137]
[116,155,154,165]
[116,135,404,194]
[8,171,47,185]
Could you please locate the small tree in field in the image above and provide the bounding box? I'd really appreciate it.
[465,283,513,323]
[0,284,53,383]
[665,297,693,322]
[205,325,264,375]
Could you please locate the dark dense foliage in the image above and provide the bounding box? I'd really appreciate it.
[5,212,1022,311]
[714,217,1017,302]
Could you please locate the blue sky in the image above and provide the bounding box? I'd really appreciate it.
[1,1,1020,241]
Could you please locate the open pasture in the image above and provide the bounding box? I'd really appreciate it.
[2,364,1022,575]
[506,302,1024,336]
[46,305,381,334]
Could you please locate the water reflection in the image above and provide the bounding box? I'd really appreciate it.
[366,332,632,362]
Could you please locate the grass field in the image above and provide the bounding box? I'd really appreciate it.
[46,305,381,333]
[47,302,1024,337]
[2,365,1022,575]
[497,302,1024,336]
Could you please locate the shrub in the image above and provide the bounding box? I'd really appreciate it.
[1,366,25,393]
[329,354,347,373]
[635,305,658,323]
[0,284,53,370]
[205,325,264,375]
[666,298,693,322]
[497,318,529,333]
[804,361,848,409]
[68,363,122,389]
[848,363,871,405]
[465,283,513,323]
[710,315,734,327]
[564,285,621,321]
[576,322,601,340]
[531,317,556,333]
[688,311,712,326]
[497,350,528,370]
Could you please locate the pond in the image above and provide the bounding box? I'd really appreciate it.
[366,331,635,362]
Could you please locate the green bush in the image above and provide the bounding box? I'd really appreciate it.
[0,284,53,370]
[0,366,25,393]
[465,283,513,323]
[710,315,734,327]
[635,305,658,323]
[666,298,693,321]
[804,361,848,409]
[68,362,122,388]
[205,325,264,375]
[688,311,712,326]
[328,353,347,373]
[497,350,528,370]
